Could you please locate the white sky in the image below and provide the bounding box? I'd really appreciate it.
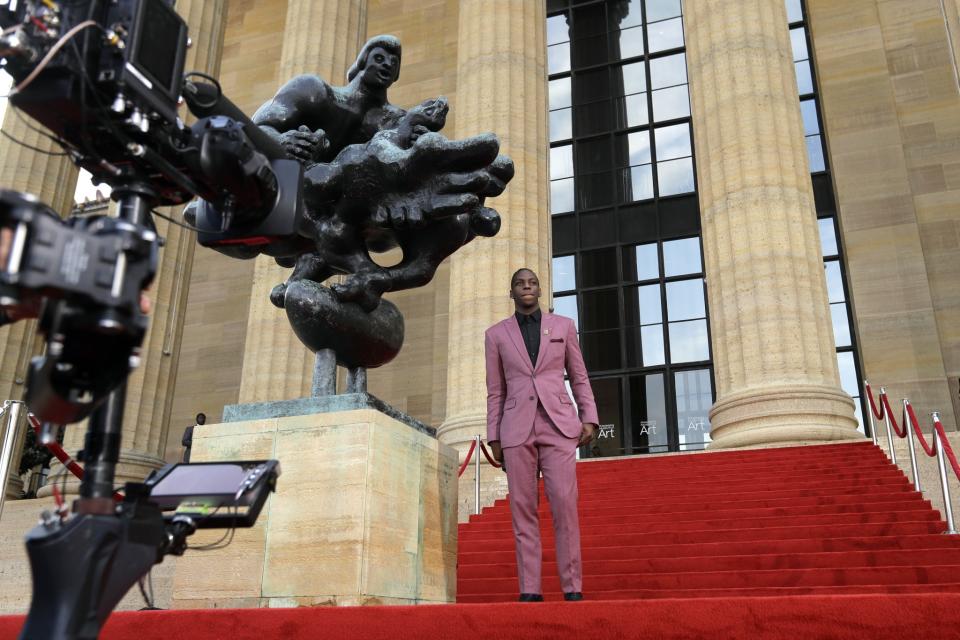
[0,70,107,204]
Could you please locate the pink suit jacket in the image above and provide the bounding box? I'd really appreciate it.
[486,312,599,448]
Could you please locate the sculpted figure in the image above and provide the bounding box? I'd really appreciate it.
[246,35,514,373]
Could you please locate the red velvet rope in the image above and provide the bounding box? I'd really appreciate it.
[934,417,960,482]
[905,403,936,457]
[28,413,123,502]
[864,382,884,421]
[479,441,503,468]
[457,438,477,478]
[880,393,907,438]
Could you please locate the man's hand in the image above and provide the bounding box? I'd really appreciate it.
[579,423,596,446]
[279,125,329,164]
[490,440,503,464]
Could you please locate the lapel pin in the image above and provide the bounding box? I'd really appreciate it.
[543,328,550,335]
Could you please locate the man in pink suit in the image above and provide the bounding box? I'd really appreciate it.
[485,267,598,602]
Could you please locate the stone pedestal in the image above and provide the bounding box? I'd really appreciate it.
[170,402,457,608]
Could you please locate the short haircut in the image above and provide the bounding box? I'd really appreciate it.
[196,413,206,424]
[510,268,538,286]
[347,35,402,82]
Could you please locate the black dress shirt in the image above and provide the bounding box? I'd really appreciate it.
[515,308,542,366]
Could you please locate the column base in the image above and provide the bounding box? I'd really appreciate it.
[437,411,486,451]
[708,384,862,450]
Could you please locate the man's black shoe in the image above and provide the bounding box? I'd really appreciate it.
[564,592,584,601]
[518,593,544,602]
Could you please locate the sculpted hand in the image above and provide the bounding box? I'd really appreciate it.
[280,125,329,164]
[578,423,596,446]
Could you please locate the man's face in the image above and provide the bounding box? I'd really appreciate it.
[510,270,541,309]
[361,46,399,89]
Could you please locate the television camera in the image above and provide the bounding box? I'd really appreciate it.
[0,1,293,637]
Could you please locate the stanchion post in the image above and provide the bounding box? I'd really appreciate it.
[903,399,922,493]
[881,388,897,465]
[933,412,957,535]
[864,382,878,446]
[474,435,481,516]
[0,401,21,522]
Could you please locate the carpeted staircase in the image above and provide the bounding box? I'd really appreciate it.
[457,441,960,601]
[4,441,960,639]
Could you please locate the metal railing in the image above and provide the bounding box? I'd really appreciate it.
[458,435,502,515]
[0,399,25,521]
[864,382,959,534]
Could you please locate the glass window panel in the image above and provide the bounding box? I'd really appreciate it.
[623,92,649,127]
[618,62,647,95]
[617,26,646,59]
[612,0,644,30]
[648,17,684,53]
[572,4,607,38]
[575,99,614,136]
[824,260,845,303]
[666,279,705,321]
[628,164,654,202]
[642,324,665,366]
[657,157,695,196]
[806,134,825,172]
[646,0,683,22]
[580,208,617,248]
[627,130,652,165]
[550,77,572,109]
[575,67,612,104]
[551,177,575,214]
[795,59,813,94]
[655,123,691,161]
[836,351,859,398]
[649,53,687,89]
[550,144,574,180]
[553,214,577,253]
[676,369,713,450]
[552,255,576,293]
[553,294,579,330]
[581,330,622,371]
[577,171,615,209]
[550,108,573,142]
[626,243,659,281]
[818,217,838,257]
[572,33,610,69]
[547,14,570,45]
[582,377,625,458]
[576,137,613,172]
[548,42,571,74]
[800,99,819,136]
[580,248,618,287]
[630,373,670,452]
[652,84,690,121]
[785,0,803,23]
[790,27,809,61]
[831,302,851,347]
[663,237,702,276]
[624,283,662,325]
[669,319,710,363]
[581,289,621,331]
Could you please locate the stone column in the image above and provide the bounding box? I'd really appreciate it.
[42,0,229,496]
[238,0,367,403]
[439,0,551,457]
[0,96,79,498]
[684,0,859,448]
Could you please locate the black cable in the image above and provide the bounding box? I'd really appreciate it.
[150,208,203,233]
[0,128,71,155]
[183,72,222,110]
[10,104,78,152]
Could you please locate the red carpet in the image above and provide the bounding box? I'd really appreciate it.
[4,441,960,639]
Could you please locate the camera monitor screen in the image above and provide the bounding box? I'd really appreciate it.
[132,0,184,98]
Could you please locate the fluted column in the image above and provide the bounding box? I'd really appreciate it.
[0,94,79,498]
[685,0,859,448]
[40,0,228,497]
[238,0,367,402]
[439,1,550,455]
